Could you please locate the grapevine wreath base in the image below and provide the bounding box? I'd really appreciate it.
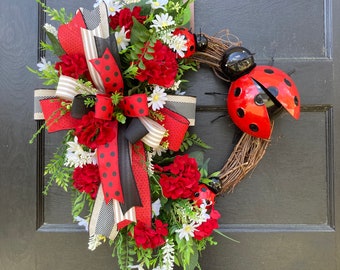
[31,1,299,269]
[191,31,272,194]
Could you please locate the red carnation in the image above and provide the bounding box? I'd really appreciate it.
[55,54,89,79]
[132,219,168,249]
[136,40,178,88]
[74,111,117,150]
[73,164,101,199]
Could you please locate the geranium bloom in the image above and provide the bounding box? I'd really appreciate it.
[163,154,201,180]
[158,154,201,199]
[72,164,101,199]
[115,26,130,51]
[132,220,168,249]
[159,174,198,199]
[136,40,178,88]
[74,111,117,150]
[109,6,147,36]
[55,53,89,79]
[147,85,167,111]
[194,207,221,240]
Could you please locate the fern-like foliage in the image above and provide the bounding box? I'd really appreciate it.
[179,132,212,152]
[43,131,74,195]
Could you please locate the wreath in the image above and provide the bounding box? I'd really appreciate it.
[30,0,300,269]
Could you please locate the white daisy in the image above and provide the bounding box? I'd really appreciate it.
[168,33,187,58]
[146,0,168,10]
[115,26,130,51]
[176,222,198,241]
[105,0,123,16]
[37,57,52,72]
[147,85,167,111]
[151,13,175,31]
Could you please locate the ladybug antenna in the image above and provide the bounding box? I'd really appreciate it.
[287,68,296,76]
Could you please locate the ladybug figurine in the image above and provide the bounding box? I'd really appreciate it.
[173,28,208,58]
[220,46,300,139]
[192,184,216,208]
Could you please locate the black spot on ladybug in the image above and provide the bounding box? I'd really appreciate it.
[267,86,279,97]
[194,192,199,197]
[264,68,274,74]
[284,78,292,87]
[201,187,207,192]
[249,123,259,132]
[234,87,241,97]
[189,45,195,52]
[254,94,264,105]
[294,96,299,106]
[237,108,245,118]
[104,54,110,59]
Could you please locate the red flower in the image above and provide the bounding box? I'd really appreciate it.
[109,6,147,36]
[158,154,201,199]
[163,154,201,180]
[194,208,221,240]
[74,111,117,149]
[136,40,178,88]
[55,54,89,79]
[132,220,168,249]
[73,164,101,199]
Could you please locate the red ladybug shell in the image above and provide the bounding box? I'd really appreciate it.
[192,184,216,208]
[227,65,300,139]
[173,28,196,58]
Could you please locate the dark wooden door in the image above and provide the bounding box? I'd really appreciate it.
[1,0,339,269]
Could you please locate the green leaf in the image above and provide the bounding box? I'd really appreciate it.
[130,18,151,48]
[46,31,65,56]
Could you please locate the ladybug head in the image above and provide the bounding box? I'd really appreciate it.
[192,184,216,208]
[194,32,208,51]
[220,46,256,81]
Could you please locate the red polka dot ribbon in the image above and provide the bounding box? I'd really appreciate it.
[90,48,124,95]
[158,107,190,151]
[39,98,82,133]
[95,94,114,120]
[97,120,124,204]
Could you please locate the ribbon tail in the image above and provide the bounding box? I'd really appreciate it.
[89,185,118,240]
[118,124,142,214]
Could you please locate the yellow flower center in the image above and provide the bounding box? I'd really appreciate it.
[153,94,159,102]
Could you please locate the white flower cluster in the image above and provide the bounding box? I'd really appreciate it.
[175,203,211,241]
[64,136,97,168]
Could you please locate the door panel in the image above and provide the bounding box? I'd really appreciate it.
[1,0,339,269]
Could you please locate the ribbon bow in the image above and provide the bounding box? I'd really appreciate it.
[34,2,196,240]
